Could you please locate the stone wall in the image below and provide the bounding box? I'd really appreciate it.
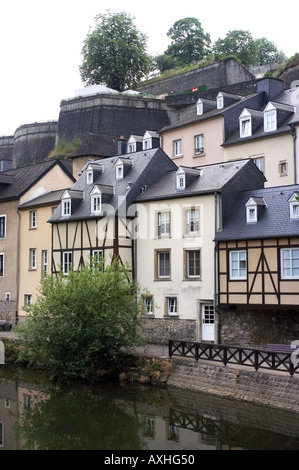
[219,308,299,348]
[141,316,197,344]
[167,358,299,412]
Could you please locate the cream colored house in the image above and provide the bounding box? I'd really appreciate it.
[135,159,265,343]
[0,160,75,323]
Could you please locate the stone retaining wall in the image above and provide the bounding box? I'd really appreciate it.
[167,358,299,413]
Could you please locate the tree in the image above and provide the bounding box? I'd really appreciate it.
[17,258,143,380]
[80,11,151,91]
[254,37,287,65]
[213,30,258,66]
[163,17,211,68]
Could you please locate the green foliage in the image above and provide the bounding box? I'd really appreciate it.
[48,139,81,160]
[276,53,299,77]
[80,11,151,91]
[16,258,143,380]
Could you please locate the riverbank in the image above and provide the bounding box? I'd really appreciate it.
[2,333,299,413]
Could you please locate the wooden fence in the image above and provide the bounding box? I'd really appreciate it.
[168,340,299,376]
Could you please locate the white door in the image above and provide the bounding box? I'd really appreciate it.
[202,305,215,342]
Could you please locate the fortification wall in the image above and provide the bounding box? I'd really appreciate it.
[137,59,255,96]
[13,121,58,168]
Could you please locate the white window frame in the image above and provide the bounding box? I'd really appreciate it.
[91,194,101,214]
[240,117,252,137]
[158,211,170,237]
[216,93,224,109]
[143,138,151,150]
[194,134,204,154]
[63,251,72,275]
[62,198,71,217]
[186,208,199,234]
[176,173,185,190]
[127,142,136,153]
[196,99,203,115]
[24,294,32,308]
[143,296,154,315]
[30,210,37,229]
[264,110,277,132]
[157,251,170,279]
[289,194,299,219]
[0,215,6,238]
[253,156,264,174]
[167,297,178,316]
[281,248,299,279]
[116,164,124,180]
[229,250,247,280]
[86,170,93,184]
[92,249,103,269]
[41,250,48,278]
[173,139,182,157]
[186,250,200,278]
[246,205,257,223]
[29,248,37,270]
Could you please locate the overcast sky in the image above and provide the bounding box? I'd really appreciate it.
[0,0,297,136]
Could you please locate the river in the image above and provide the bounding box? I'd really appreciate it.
[0,365,298,451]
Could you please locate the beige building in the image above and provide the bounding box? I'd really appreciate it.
[0,160,74,323]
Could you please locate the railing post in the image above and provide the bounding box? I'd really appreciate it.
[169,340,173,358]
[195,343,199,361]
[254,350,259,371]
[223,346,228,366]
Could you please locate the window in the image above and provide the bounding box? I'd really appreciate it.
[229,250,247,280]
[240,117,251,137]
[86,170,93,184]
[24,294,32,307]
[0,216,6,238]
[127,142,136,153]
[92,250,103,269]
[116,164,123,180]
[173,140,182,157]
[253,157,264,173]
[62,198,71,217]
[91,194,101,214]
[194,134,204,154]
[186,250,200,278]
[158,212,170,237]
[216,93,224,109]
[143,295,154,315]
[186,208,199,234]
[41,250,48,278]
[290,194,299,219]
[176,174,185,190]
[143,138,151,150]
[63,251,72,275]
[279,160,288,176]
[246,205,257,223]
[167,297,178,316]
[264,110,277,132]
[0,254,4,277]
[196,99,203,115]
[29,248,37,270]
[29,210,37,229]
[156,251,170,279]
[281,248,299,279]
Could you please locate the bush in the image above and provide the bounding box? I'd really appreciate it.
[17,259,143,380]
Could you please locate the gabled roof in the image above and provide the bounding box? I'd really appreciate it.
[136,159,263,202]
[215,185,299,241]
[49,148,177,222]
[18,189,67,209]
[0,160,75,202]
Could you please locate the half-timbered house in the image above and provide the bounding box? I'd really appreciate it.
[215,184,299,347]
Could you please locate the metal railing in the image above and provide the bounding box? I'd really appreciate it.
[168,340,299,376]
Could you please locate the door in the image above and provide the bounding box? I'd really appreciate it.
[202,304,215,342]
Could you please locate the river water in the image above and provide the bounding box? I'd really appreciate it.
[0,365,298,451]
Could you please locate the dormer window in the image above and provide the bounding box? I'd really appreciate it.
[127,142,136,153]
[176,168,186,190]
[264,103,277,132]
[289,193,299,219]
[116,163,124,180]
[216,93,224,109]
[90,186,102,214]
[239,109,252,138]
[245,197,266,223]
[196,99,203,115]
[143,138,151,150]
[61,191,71,217]
[86,170,93,184]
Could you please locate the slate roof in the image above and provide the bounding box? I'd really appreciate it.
[215,185,299,241]
[136,159,258,202]
[18,189,67,209]
[49,148,177,223]
[0,159,74,202]
[70,133,119,158]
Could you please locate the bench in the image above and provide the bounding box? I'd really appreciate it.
[266,343,299,353]
[0,320,12,331]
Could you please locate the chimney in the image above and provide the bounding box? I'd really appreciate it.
[257,77,283,101]
[118,135,127,155]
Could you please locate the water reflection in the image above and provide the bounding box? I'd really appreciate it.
[0,368,299,450]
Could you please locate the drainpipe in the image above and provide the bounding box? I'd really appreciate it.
[214,192,221,344]
[15,209,20,325]
[291,124,297,184]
